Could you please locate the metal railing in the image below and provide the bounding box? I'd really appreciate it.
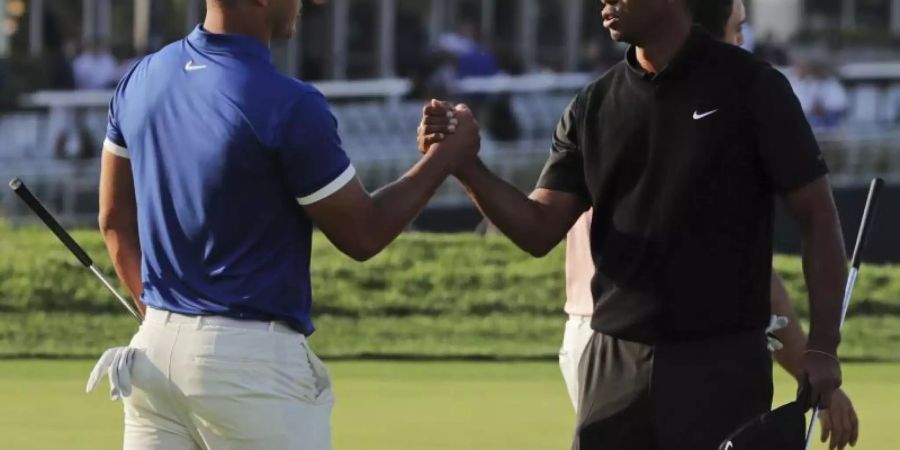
[3,130,898,228]
[3,71,900,227]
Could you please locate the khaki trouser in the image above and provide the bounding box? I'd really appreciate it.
[559,314,595,412]
[122,308,334,450]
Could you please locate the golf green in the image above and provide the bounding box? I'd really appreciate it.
[0,360,895,449]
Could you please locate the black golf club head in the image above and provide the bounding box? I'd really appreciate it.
[718,383,812,450]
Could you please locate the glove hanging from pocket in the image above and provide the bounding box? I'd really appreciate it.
[86,346,137,401]
[765,315,789,352]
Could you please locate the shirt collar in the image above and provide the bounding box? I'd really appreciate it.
[187,25,272,62]
[625,26,711,83]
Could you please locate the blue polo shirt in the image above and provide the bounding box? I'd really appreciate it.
[105,26,355,335]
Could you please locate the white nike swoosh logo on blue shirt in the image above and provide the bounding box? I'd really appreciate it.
[184,61,208,72]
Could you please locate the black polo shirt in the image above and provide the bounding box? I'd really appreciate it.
[537,29,827,343]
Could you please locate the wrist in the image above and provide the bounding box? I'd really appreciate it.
[455,157,482,180]
[807,332,840,355]
[804,349,841,365]
[421,145,462,176]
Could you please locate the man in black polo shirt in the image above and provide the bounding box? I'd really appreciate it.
[418,0,848,449]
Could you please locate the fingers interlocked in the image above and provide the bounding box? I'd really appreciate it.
[418,99,459,153]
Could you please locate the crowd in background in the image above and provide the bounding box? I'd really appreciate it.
[0,6,861,151]
[43,40,136,91]
[411,19,850,134]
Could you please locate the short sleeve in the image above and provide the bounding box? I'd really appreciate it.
[535,95,590,202]
[278,92,355,205]
[750,66,828,194]
[105,76,129,159]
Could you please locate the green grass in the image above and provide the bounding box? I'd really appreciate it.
[2,227,900,360]
[4,312,900,362]
[0,360,897,449]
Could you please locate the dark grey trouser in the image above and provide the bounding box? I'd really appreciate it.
[573,330,773,450]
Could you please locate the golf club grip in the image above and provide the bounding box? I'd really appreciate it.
[850,178,884,269]
[8,178,94,267]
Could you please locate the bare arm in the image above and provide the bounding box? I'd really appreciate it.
[771,271,860,449]
[418,99,587,256]
[304,105,480,261]
[770,272,808,380]
[455,160,587,257]
[98,147,145,315]
[782,175,847,407]
[783,176,847,353]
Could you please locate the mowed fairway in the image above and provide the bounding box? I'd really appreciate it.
[0,360,897,449]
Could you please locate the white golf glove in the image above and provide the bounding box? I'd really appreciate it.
[85,346,136,401]
[765,315,789,352]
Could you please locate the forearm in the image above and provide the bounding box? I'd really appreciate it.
[101,224,144,314]
[362,150,456,256]
[801,213,848,354]
[771,273,809,381]
[456,159,564,256]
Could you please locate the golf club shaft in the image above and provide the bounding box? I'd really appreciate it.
[90,265,144,323]
[8,177,144,323]
[804,178,883,450]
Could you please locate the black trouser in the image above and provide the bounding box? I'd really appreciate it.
[574,331,773,450]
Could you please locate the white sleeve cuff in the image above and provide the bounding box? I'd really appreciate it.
[296,165,357,205]
[104,138,130,159]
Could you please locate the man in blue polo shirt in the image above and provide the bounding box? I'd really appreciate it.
[90,0,478,448]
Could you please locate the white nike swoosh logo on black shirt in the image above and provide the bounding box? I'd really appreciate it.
[693,109,719,120]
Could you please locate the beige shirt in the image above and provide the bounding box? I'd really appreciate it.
[564,210,595,316]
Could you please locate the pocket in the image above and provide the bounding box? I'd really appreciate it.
[559,328,569,358]
[558,334,570,369]
[302,343,335,406]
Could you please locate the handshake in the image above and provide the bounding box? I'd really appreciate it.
[415,100,482,174]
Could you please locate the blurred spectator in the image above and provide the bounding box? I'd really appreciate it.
[72,42,118,90]
[53,117,95,160]
[421,50,457,99]
[426,22,516,141]
[754,33,789,66]
[47,40,76,90]
[395,9,427,78]
[582,38,626,75]
[788,60,849,130]
[113,45,142,84]
[438,22,500,79]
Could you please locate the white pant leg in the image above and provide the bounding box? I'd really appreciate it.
[170,320,335,450]
[123,322,201,450]
[558,316,595,412]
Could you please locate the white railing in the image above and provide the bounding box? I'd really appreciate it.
[16,62,900,104]
[3,130,899,228]
[3,69,900,226]
[16,72,594,109]
[454,72,595,94]
[19,78,416,108]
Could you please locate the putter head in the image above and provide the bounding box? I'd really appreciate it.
[718,384,812,450]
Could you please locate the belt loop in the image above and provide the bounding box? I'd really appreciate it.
[195,316,203,330]
[268,322,276,333]
[163,310,172,324]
